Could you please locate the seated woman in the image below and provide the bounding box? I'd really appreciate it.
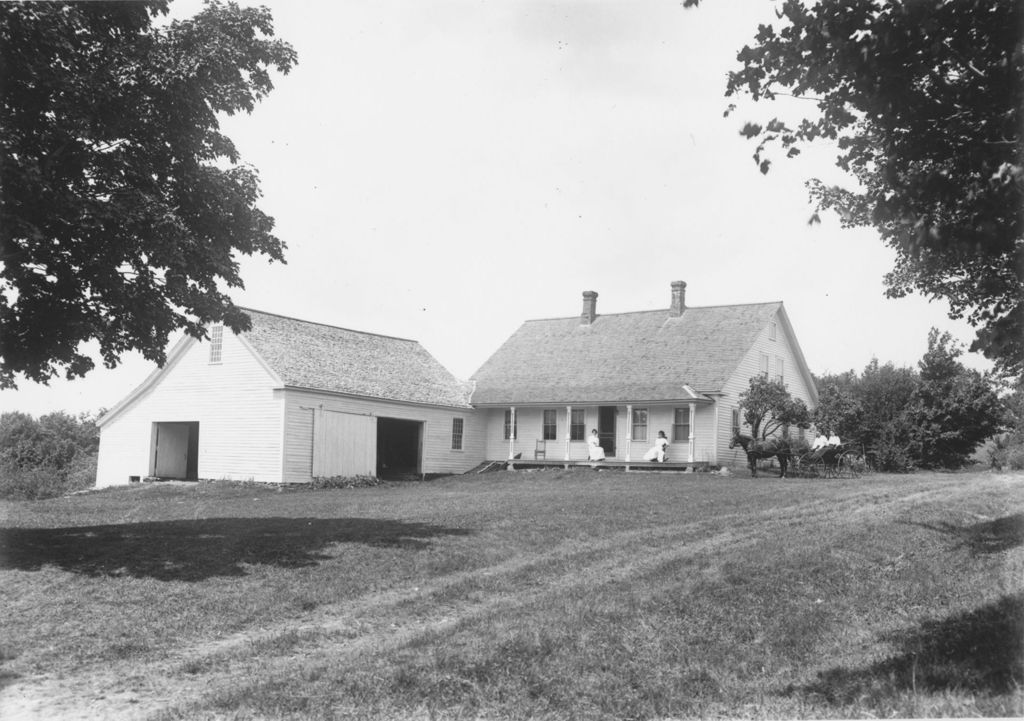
[588,429,606,461]
[643,430,669,462]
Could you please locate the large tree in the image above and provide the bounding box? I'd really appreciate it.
[910,328,1005,468]
[0,1,296,388]
[738,375,811,440]
[721,0,1023,378]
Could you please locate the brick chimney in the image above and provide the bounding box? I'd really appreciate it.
[669,281,687,317]
[580,290,598,325]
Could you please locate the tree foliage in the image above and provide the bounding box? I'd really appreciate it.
[812,370,860,439]
[738,375,811,439]
[911,328,1005,468]
[724,0,1023,378]
[0,1,296,388]
[0,410,101,499]
[815,330,1005,470]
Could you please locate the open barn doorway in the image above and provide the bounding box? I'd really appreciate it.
[376,417,422,479]
[150,422,199,480]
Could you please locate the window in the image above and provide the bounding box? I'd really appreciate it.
[798,426,806,441]
[209,323,223,364]
[782,424,790,439]
[769,321,777,341]
[542,409,557,440]
[775,356,784,382]
[632,408,648,442]
[503,410,517,440]
[759,352,769,378]
[451,418,464,450]
[570,409,586,441]
[731,408,741,434]
[673,408,691,442]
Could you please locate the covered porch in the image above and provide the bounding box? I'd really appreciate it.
[482,387,717,467]
[502,457,714,472]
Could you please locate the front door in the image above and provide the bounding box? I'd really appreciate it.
[598,406,616,457]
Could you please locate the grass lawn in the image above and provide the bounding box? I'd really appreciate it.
[0,468,1022,720]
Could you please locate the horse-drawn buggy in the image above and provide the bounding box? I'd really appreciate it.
[729,432,867,479]
[790,444,867,479]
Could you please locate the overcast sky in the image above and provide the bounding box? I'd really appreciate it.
[2,0,994,417]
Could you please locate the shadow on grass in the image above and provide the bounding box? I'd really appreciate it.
[795,593,1024,706]
[906,513,1024,555]
[0,517,471,581]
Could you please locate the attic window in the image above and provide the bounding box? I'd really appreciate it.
[209,323,223,364]
[769,321,778,341]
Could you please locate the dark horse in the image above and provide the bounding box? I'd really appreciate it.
[729,432,792,478]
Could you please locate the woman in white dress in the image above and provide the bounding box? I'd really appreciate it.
[587,429,606,461]
[644,430,669,462]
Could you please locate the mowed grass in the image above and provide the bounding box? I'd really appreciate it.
[0,469,1022,720]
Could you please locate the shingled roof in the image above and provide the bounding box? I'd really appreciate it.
[470,301,782,405]
[241,309,472,408]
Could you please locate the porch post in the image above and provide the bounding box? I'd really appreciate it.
[625,404,633,461]
[565,405,572,460]
[508,406,516,460]
[712,401,719,465]
[688,402,696,463]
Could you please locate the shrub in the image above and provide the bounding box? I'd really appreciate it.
[309,475,384,490]
[0,461,74,500]
[0,410,100,500]
[989,433,1024,471]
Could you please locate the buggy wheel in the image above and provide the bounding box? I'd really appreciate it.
[837,451,863,479]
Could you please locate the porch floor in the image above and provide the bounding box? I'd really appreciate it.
[504,458,712,473]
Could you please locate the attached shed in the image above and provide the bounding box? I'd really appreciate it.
[96,310,482,486]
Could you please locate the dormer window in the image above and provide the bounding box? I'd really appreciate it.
[209,323,223,364]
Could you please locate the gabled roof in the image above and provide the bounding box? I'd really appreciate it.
[470,302,783,405]
[240,309,472,408]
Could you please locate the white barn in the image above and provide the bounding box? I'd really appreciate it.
[95,310,482,486]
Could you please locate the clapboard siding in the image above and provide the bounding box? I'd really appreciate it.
[482,405,717,463]
[717,310,817,468]
[281,389,484,483]
[96,331,283,487]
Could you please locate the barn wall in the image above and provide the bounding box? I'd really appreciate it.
[281,389,484,483]
[717,309,816,468]
[96,332,284,487]
[482,404,717,463]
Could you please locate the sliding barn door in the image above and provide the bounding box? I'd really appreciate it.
[313,410,376,478]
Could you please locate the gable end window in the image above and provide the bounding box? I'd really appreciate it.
[451,418,464,450]
[542,409,557,440]
[570,409,586,441]
[503,410,517,440]
[209,323,224,364]
[769,321,777,341]
[672,408,691,442]
[775,356,784,382]
[632,408,648,442]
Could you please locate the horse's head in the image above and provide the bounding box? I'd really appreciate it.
[729,432,749,450]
